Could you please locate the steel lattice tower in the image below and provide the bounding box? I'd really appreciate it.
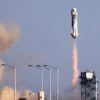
[80,71,98,100]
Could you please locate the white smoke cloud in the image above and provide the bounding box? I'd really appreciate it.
[0,86,20,100]
[0,87,37,100]
[0,23,21,82]
[0,23,21,53]
[22,90,34,100]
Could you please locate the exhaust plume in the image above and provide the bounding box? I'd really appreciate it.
[0,23,21,53]
[72,40,79,87]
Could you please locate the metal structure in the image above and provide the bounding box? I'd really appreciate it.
[80,71,98,100]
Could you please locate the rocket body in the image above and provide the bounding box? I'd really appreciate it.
[71,8,79,39]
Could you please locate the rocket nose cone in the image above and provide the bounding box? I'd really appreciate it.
[72,8,77,12]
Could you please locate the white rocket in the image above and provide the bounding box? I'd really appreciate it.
[71,8,79,39]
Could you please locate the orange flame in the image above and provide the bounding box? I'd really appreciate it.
[72,40,79,87]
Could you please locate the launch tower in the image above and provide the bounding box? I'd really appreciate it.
[80,71,98,100]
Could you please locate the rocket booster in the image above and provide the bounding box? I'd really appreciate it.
[71,8,79,39]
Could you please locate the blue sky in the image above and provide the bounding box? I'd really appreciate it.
[0,0,100,97]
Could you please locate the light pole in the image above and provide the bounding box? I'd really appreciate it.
[43,65,52,100]
[28,64,59,100]
[28,65,44,91]
[37,65,44,91]
[44,65,59,100]
[56,68,59,100]
[1,64,16,100]
[29,65,52,100]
